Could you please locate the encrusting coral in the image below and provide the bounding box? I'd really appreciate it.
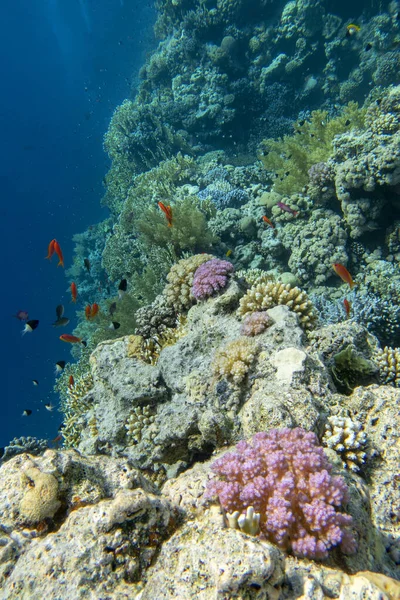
[374,346,400,387]
[213,337,259,384]
[205,427,356,560]
[237,281,317,331]
[19,467,61,525]
[322,415,368,473]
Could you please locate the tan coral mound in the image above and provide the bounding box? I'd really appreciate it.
[164,254,214,312]
[237,281,317,331]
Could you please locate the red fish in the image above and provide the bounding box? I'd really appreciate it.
[158,201,173,227]
[343,298,351,318]
[90,303,99,319]
[262,215,275,229]
[69,375,75,388]
[45,239,56,260]
[277,201,298,217]
[71,282,77,303]
[59,334,87,347]
[85,305,91,320]
[53,240,64,268]
[332,264,356,289]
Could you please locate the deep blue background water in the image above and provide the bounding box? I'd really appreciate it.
[0,0,155,448]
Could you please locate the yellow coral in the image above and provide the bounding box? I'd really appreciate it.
[237,281,316,330]
[164,254,214,311]
[20,467,61,525]
[374,346,400,387]
[213,338,259,384]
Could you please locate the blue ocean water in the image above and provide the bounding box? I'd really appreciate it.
[0,0,155,448]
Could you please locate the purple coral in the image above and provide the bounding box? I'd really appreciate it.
[205,427,356,560]
[308,162,334,190]
[240,311,273,336]
[192,259,234,300]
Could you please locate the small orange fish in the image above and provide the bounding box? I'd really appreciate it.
[71,282,77,303]
[59,334,86,347]
[332,263,356,289]
[45,239,56,260]
[69,375,75,388]
[90,303,99,319]
[85,305,91,320]
[262,215,275,229]
[53,240,64,268]
[158,201,173,227]
[343,298,351,318]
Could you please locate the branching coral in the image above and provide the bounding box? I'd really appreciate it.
[163,254,214,311]
[213,337,259,384]
[240,311,273,337]
[191,259,234,300]
[322,416,367,472]
[259,102,366,194]
[206,427,356,559]
[237,281,317,331]
[374,346,400,387]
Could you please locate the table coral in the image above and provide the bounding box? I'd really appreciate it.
[206,427,356,559]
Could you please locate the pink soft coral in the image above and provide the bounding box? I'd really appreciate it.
[205,427,356,559]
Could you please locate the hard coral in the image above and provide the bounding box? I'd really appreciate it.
[237,281,317,330]
[192,258,234,300]
[20,467,61,525]
[164,254,214,312]
[322,416,367,473]
[213,337,259,384]
[374,346,400,387]
[206,427,356,559]
[240,311,273,336]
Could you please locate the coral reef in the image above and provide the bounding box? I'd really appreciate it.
[213,337,259,384]
[206,427,356,559]
[374,346,400,387]
[237,281,317,330]
[163,253,214,311]
[322,416,368,473]
[191,258,234,300]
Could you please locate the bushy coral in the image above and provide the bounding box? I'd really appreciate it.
[240,311,273,336]
[191,259,234,300]
[213,337,259,384]
[206,427,356,559]
[259,102,365,195]
[163,254,214,311]
[237,281,317,330]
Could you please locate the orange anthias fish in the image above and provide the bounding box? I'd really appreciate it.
[69,375,75,388]
[85,303,100,321]
[71,282,77,303]
[158,201,173,227]
[53,240,64,268]
[343,298,351,318]
[59,334,87,347]
[45,239,56,260]
[332,263,356,289]
[85,305,91,320]
[262,215,275,229]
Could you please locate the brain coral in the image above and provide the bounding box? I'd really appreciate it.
[237,281,317,330]
[192,258,234,300]
[206,427,356,560]
[163,254,214,312]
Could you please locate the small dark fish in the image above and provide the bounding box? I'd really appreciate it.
[345,119,351,126]
[284,171,290,176]
[376,98,382,106]
[22,409,32,416]
[56,304,64,319]
[52,317,70,328]
[84,258,91,273]
[365,43,373,51]
[13,310,29,321]
[109,301,117,316]
[22,320,39,335]
[0,447,4,459]
[55,360,66,374]
[298,120,305,126]
[118,279,127,299]
[32,380,39,386]
[109,321,121,330]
